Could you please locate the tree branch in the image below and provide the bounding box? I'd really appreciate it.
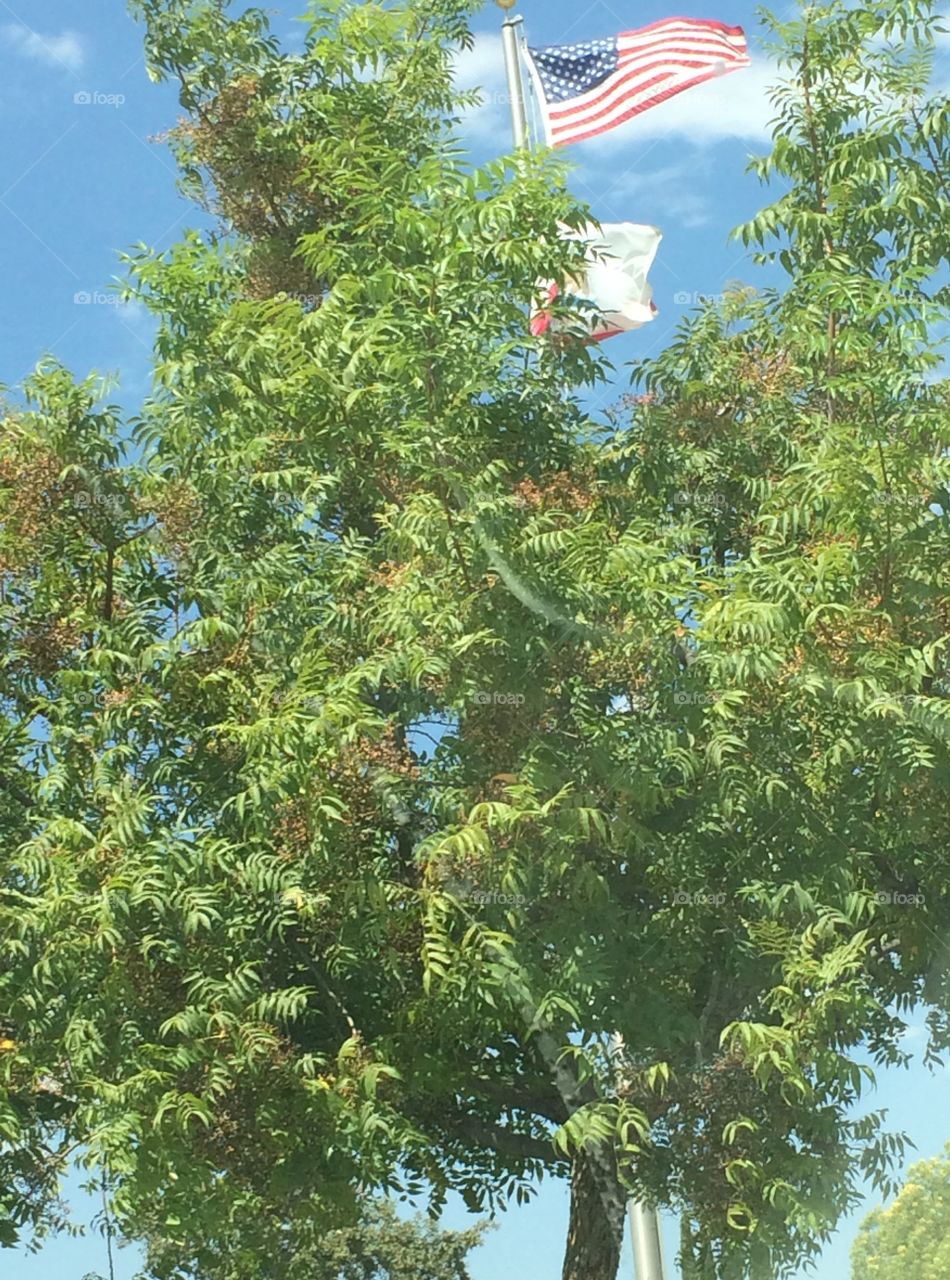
[437,1108,563,1167]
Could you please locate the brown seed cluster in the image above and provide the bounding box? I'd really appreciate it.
[623,1047,776,1220]
[736,348,794,396]
[800,532,859,557]
[274,797,311,861]
[122,947,188,1022]
[18,619,82,680]
[321,726,421,857]
[373,560,409,590]
[175,74,332,301]
[103,688,134,711]
[0,448,70,545]
[778,646,806,680]
[152,483,203,558]
[587,645,654,692]
[512,470,596,513]
[357,724,420,782]
[197,1068,299,1186]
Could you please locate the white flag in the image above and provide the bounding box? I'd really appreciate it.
[531,221,662,342]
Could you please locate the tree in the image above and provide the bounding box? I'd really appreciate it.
[851,1144,950,1279]
[3,1,950,1279]
[141,1198,488,1280]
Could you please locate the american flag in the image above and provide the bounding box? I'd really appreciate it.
[524,18,751,149]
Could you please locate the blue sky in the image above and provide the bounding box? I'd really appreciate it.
[3,1,950,1278]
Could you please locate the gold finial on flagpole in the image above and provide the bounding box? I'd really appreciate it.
[495,0,518,11]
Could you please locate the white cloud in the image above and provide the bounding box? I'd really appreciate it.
[2,24,86,73]
[453,30,505,89]
[566,158,723,231]
[452,32,512,145]
[111,297,153,332]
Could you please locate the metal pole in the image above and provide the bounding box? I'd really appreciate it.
[630,1200,666,1280]
[497,14,658,1268]
[496,0,529,149]
[610,1035,668,1279]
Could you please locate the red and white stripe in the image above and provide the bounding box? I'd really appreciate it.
[528,18,751,149]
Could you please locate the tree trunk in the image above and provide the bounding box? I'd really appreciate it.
[561,1146,626,1280]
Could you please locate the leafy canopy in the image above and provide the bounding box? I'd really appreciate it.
[851,1144,950,1280]
[2,1,950,1278]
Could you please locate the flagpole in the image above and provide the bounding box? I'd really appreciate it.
[630,1201,666,1280]
[499,7,666,1277]
[495,0,529,149]
[608,1035,668,1280]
